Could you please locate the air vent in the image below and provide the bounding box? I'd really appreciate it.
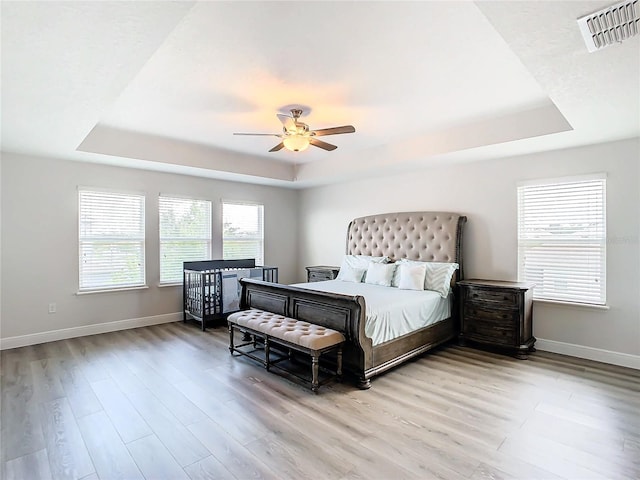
[577,0,639,52]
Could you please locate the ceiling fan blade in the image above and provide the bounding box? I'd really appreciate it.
[277,114,297,133]
[233,132,280,136]
[309,138,337,151]
[269,142,285,152]
[312,125,355,137]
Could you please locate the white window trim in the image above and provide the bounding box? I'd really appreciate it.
[517,173,607,306]
[159,195,212,285]
[517,172,607,188]
[221,199,265,266]
[78,187,146,292]
[533,298,610,310]
[76,285,149,295]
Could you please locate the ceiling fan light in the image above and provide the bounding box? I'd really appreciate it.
[283,135,310,152]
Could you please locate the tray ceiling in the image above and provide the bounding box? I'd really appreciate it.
[2,1,638,187]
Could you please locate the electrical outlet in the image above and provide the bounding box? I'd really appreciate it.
[48,303,56,314]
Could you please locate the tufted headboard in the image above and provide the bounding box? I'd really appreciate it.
[346,212,467,280]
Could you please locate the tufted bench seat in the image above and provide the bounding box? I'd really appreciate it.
[227,309,345,392]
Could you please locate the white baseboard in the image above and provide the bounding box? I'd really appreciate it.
[536,338,640,370]
[2,320,638,371]
[0,312,182,350]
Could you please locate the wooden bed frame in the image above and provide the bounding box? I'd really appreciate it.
[238,212,467,388]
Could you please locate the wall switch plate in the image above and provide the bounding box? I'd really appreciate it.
[48,303,56,314]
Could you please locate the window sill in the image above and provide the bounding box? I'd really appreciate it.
[76,285,149,295]
[534,299,610,310]
[158,282,182,288]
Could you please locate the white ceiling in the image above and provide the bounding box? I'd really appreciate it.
[2,1,638,188]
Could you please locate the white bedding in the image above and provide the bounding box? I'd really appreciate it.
[291,280,451,346]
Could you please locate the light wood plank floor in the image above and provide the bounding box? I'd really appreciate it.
[1,322,639,480]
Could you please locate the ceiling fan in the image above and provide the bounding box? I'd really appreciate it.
[233,108,355,152]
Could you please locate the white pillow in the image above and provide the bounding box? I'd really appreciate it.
[392,260,459,296]
[336,255,388,282]
[391,260,414,287]
[336,264,366,283]
[397,263,427,291]
[391,262,403,287]
[364,262,396,287]
[354,255,389,264]
[424,262,459,297]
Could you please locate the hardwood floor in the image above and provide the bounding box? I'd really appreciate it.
[1,322,639,480]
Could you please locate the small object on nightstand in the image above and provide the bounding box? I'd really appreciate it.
[458,279,535,359]
[306,266,340,283]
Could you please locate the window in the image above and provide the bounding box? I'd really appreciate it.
[222,201,264,265]
[79,189,145,291]
[517,174,606,305]
[159,196,212,284]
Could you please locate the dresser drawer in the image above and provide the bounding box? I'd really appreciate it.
[309,271,335,282]
[464,318,517,345]
[306,266,340,283]
[463,305,518,323]
[466,287,518,307]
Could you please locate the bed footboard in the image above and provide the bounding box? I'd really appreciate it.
[238,278,374,385]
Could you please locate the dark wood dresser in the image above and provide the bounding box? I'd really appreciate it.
[305,266,340,282]
[458,279,535,359]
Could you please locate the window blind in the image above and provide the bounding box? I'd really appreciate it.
[79,189,145,290]
[517,176,606,305]
[159,196,212,283]
[222,202,264,265]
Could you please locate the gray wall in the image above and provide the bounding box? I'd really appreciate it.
[1,152,298,339]
[2,138,639,367]
[298,138,640,360]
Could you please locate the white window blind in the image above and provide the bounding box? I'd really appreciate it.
[159,196,212,284]
[517,175,606,305]
[79,189,145,291]
[222,202,264,265]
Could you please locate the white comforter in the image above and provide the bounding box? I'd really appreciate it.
[291,280,451,346]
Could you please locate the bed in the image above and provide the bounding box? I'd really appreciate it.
[291,280,452,347]
[237,211,467,388]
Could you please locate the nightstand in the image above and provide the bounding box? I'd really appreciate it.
[305,266,340,282]
[458,279,535,359]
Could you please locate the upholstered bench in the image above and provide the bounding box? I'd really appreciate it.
[227,309,345,392]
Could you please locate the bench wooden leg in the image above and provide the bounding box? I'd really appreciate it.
[311,353,320,393]
[336,347,343,382]
[228,323,234,355]
[265,337,271,371]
